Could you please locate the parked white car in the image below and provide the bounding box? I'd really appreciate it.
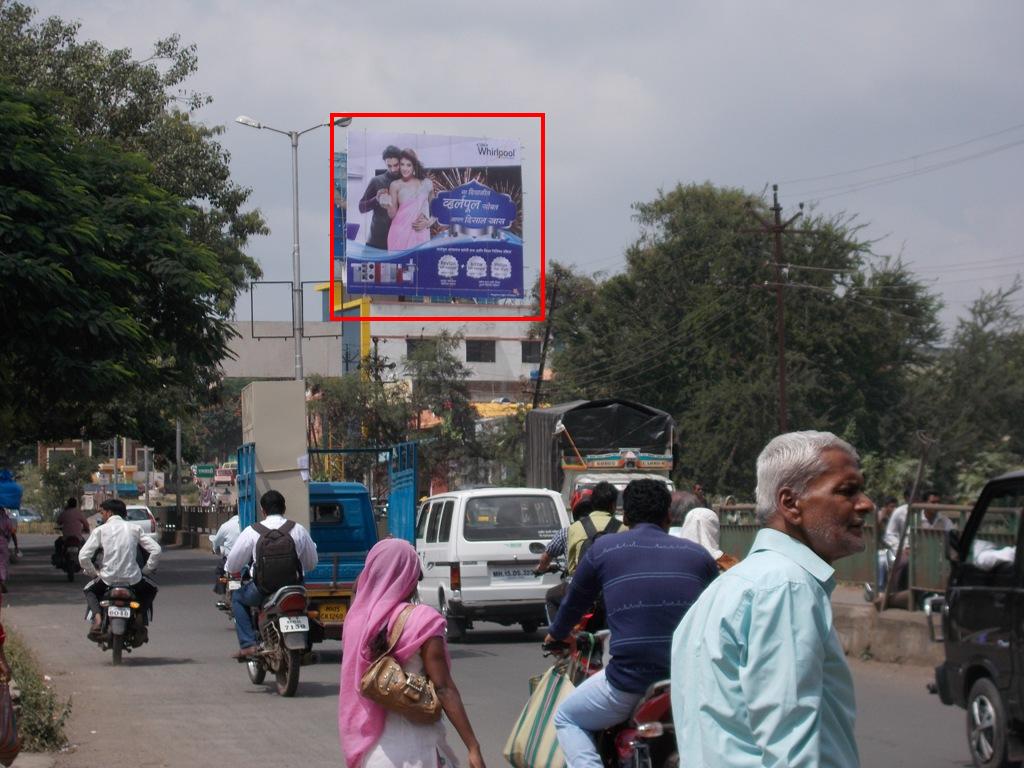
[124,504,159,535]
[415,488,569,641]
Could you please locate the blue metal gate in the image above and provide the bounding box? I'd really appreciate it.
[237,442,257,528]
[388,442,418,543]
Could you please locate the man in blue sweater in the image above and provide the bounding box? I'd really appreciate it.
[545,478,718,768]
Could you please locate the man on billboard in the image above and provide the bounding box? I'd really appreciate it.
[357,144,433,251]
[357,144,401,250]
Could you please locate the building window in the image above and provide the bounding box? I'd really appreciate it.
[521,340,542,363]
[466,339,496,363]
[406,338,436,358]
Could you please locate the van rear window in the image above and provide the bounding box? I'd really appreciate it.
[463,496,561,542]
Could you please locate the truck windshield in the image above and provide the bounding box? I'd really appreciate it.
[464,496,561,542]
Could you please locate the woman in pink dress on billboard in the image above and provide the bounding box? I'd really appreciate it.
[386,148,434,252]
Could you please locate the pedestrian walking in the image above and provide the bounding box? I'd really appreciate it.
[339,539,485,768]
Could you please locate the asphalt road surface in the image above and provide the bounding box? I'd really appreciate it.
[7,534,971,767]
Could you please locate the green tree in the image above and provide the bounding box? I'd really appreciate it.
[0,2,265,314]
[403,332,479,487]
[306,371,411,483]
[185,379,250,464]
[0,82,238,447]
[545,183,941,496]
[39,451,97,517]
[913,282,1024,501]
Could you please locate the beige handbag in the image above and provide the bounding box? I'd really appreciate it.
[359,604,442,724]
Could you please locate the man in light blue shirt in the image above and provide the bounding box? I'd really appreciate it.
[671,430,873,767]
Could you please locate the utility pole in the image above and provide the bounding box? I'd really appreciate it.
[750,185,802,433]
[532,274,560,409]
[175,418,182,515]
[112,436,119,499]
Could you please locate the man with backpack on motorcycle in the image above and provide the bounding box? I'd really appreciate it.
[535,482,623,624]
[224,490,318,659]
[544,479,718,768]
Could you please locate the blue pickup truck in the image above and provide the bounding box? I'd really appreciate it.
[304,481,379,641]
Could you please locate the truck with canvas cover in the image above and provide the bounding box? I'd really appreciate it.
[525,399,675,507]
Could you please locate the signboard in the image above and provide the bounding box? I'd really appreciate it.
[339,129,523,299]
[196,464,216,479]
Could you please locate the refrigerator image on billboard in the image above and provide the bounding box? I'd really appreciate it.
[337,129,524,300]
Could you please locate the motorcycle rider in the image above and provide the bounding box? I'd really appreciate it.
[544,479,718,768]
[54,496,90,566]
[224,490,318,659]
[211,512,240,602]
[79,498,161,642]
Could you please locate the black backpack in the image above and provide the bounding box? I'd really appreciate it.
[252,520,302,594]
[577,515,623,565]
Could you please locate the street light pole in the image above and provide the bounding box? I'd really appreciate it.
[236,115,353,382]
[289,130,303,380]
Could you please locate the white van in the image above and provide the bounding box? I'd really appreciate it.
[414,488,569,640]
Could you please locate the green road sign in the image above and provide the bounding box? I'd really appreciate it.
[196,464,216,479]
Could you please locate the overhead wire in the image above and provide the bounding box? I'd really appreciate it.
[781,120,1024,186]
[801,137,1024,201]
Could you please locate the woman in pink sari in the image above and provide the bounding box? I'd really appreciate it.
[339,539,485,768]
[386,149,434,252]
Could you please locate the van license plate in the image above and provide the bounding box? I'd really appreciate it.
[279,616,309,633]
[491,567,534,581]
[319,603,347,623]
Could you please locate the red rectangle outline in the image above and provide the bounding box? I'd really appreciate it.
[328,112,545,323]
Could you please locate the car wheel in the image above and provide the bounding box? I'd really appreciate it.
[521,620,539,635]
[967,677,1021,768]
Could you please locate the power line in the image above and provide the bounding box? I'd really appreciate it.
[803,137,1024,201]
[781,120,1024,185]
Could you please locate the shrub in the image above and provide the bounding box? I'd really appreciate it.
[5,631,70,751]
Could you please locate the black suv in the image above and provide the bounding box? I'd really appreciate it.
[933,470,1024,768]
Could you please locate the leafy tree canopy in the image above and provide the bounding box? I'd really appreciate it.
[0,1,265,312]
[544,183,943,496]
[0,82,237,448]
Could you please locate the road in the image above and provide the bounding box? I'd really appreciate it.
[8,533,970,767]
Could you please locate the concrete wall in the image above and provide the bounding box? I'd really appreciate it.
[223,322,344,378]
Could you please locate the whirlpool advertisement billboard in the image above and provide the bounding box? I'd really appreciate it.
[337,129,523,299]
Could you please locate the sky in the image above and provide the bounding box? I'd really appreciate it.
[28,0,1024,333]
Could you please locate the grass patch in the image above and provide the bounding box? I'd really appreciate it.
[5,630,71,751]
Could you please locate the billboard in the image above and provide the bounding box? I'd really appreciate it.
[338,129,523,300]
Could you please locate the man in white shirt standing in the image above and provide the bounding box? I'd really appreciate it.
[225,490,318,658]
[80,498,161,642]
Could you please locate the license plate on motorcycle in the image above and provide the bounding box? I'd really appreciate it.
[107,606,131,618]
[279,616,309,633]
[227,580,241,591]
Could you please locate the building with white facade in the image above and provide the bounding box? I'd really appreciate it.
[222,288,543,402]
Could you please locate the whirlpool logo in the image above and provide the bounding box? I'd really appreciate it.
[476,143,516,160]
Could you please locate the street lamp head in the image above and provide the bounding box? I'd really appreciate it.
[235,115,262,129]
[333,116,353,127]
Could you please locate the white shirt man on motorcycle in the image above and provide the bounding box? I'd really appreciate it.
[224,490,318,658]
[79,498,161,641]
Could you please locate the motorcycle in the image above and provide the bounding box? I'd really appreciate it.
[216,573,239,622]
[51,532,83,582]
[542,632,676,768]
[238,581,311,697]
[90,583,148,665]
